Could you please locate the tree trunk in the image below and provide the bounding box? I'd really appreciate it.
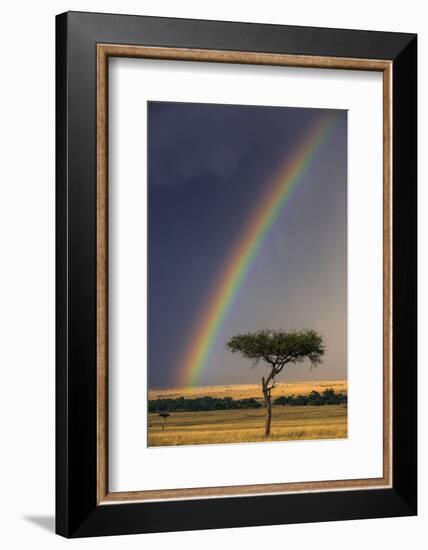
[265,396,272,437]
[262,376,273,437]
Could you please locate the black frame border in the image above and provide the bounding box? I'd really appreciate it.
[56,11,417,538]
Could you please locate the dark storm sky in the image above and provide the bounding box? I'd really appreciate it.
[148,102,347,388]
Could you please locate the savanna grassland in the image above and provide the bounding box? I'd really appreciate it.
[149,380,347,400]
[148,381,347,447]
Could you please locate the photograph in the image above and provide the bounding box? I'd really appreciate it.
[147,101,348,447]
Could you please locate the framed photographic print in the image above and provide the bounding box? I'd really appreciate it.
[56,11,417,537]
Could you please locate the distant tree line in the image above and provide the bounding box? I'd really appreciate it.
[274,388,347,407]
[149,396,262,413]
[149,389,346,413]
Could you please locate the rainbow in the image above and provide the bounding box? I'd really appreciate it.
[179,115,337,387]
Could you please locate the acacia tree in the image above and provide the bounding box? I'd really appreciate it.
[158,412,170,430]
[226,329,324,437]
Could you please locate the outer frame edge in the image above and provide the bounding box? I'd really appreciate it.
[55,11,70,539]
[391,34,418,516]
[69,489,415,538]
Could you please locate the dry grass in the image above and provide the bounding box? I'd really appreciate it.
[149,380,347,401]
[148,404,347,447]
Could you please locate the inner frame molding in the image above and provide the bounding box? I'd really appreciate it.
[96,43,392,504]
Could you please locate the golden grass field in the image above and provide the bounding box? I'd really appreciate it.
[148,381,347,447]
[148,380,347,401]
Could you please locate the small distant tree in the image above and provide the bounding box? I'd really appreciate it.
[158,412,170,430]
[226,329,324,437]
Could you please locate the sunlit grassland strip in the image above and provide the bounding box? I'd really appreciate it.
[148,380,347,401]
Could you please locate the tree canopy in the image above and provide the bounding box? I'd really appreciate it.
[226,329,324,371]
